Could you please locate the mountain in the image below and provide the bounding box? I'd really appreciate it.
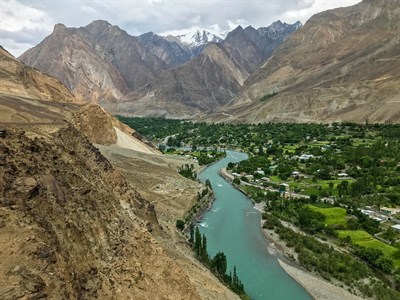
[0,46,77,105]
[19,20,166,104]
[120,22,300,118]
[212,0,400,123]
[139,32,192,68]
[19,20,300,118]
[176,29,223,47]
[0,49,239,299]
[113,42,248,118]
[168,29,224,57]
[243,21,302,58]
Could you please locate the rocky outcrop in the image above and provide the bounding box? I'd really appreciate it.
[214,0,400,123]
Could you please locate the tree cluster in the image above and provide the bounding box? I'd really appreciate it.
[192,227,246,298]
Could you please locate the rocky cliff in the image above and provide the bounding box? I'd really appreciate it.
[214,0,400,123]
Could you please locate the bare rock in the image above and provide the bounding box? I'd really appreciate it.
[20,268,46,293]
[12,177,39,199]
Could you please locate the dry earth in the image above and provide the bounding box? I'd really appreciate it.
[97,145,240,300]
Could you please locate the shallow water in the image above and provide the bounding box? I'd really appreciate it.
[198,151,311,300]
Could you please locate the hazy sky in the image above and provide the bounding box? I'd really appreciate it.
[1,0,361,57]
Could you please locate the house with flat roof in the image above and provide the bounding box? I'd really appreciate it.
[381,207,400,216]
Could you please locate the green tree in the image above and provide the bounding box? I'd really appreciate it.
[205,179,212,189]
[189,225,194,243]
[201,234,209,263]
[194,227,202,256]
[212,252,227,277]
[337,180,349,198]
[176,219,185,230]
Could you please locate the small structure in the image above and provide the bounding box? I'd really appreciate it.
[373,217,386,223]
[255,170,265,176]
[279,183,290,193]
[381,207,400,216]
[392,224,400,231]
[322,197,336,204]
[338,173,349,178]
[361,209,374,216]
[291,171,300,177]
[299,154,315,161]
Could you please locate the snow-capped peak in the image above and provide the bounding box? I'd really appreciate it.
[176,29,223,47]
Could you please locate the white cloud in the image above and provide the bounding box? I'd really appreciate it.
[0,0,362,57]
[0,0,51,31]
[282,0,361,23]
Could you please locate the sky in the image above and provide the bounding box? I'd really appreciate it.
[1,0,361,57]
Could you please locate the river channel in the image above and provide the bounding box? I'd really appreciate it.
[198,150,311,300]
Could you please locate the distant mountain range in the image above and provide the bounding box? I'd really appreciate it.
[18,0,399,124]
[19,20,301,118]
[207,0,400,123]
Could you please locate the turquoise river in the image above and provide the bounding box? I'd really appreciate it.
[198,150,311,300]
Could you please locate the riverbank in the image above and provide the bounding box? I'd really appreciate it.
[198,150,312,299]
[218,168,365,300]
[278,260,363,300]
[219,168,252,198]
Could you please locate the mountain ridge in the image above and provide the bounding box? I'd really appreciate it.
[208,0,400,124]
[18,19,300,118]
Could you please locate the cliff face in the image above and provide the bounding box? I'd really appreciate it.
[215,0,400,123]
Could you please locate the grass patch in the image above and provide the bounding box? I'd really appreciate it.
[307,205,347,226]
[269,175,281,183]
[337,230,400,266]
[241,185,264,203]
[312,202,335,208]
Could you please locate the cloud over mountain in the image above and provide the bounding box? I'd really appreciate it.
[1,0,360,56]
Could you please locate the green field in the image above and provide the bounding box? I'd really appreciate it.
[337,230,399,266]
[307,204,348,226]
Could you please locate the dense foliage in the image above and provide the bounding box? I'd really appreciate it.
[192,226,248,298]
